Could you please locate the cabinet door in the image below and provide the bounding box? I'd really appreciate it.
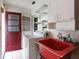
[5,12,22,52]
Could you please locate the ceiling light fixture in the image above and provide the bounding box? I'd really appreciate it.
[32,1,36,5]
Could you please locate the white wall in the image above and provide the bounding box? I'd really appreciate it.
[48,0,56,22]
[0,17,1,59]
[56,0,74,20]
[32,0,74,30]
[47,0,79,43]
[0,2,2,59]
[48,0,74,21]
[2,3,31,59]
[56,20,75,30]
[55,0,75,30]
[48,0,75,30]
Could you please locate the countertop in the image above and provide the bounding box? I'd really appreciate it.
[22,31,44,39]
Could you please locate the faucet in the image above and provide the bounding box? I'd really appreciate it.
[57,33,73,42]
[57,33,62,40]
[43,31,49,38]
[45,32,49,38]
[67,34,72,43]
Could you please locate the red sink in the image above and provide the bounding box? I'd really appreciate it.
[35,38,76,59]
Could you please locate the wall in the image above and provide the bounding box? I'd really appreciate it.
[48,0,75,30]
[55,0,75,30]
[56,20,75,30]
[0,1,2,59]
[0,19,1,58]
[2,3,31,59]
[47,0,79,42]
[49,29,79,42]
[56,0,74,20]
[48,0,56,22]
[32,0,75,30]
[48,0,74,21]
[0,14,1,59]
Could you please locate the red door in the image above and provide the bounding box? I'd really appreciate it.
[5,12,22,52]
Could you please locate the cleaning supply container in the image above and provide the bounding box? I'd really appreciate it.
[35,38,76,59]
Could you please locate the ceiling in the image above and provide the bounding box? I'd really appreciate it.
[4,0,33,9]
[4,0,48,11]
[0,0,48,15]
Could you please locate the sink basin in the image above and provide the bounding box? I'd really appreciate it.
[35,38,76,59]
[38,38,70,51]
